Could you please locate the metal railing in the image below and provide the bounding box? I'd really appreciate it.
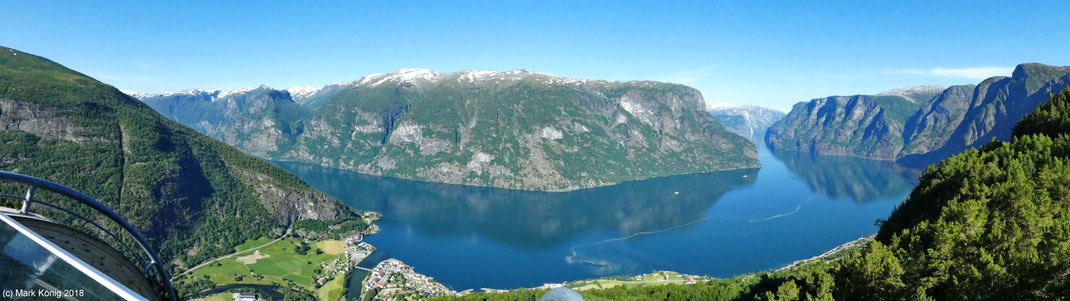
[0,171,176,301]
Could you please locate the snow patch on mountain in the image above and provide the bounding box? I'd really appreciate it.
[362,68,442,87]
[286,86,319,100]
[216,85,267,100]
[128,85,271,102]
[540,126,563,140]
[456,70,534,82]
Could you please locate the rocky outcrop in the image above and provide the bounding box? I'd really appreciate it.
[0,99,88,142]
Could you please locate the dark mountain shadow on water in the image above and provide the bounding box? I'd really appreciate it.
[274,161,758,248]
[770,149,922,204]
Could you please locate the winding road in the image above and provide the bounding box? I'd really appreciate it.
[174,226,291,279]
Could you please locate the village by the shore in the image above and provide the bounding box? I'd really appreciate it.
[362,258,458,300]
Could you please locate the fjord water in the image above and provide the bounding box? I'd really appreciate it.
[275,145,921,291]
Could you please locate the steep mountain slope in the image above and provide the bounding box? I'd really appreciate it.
[138,86,310,157]
[0,46,357,272]
[706,103,785,143]
[767,64,1070,165]
[902,63,1070,164]
[765,94,923,159]
[142,69,760,191]
[899,85,976,157]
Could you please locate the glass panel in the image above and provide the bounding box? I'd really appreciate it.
[0,216,131,300]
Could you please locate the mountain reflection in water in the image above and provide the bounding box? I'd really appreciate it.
[277,162,758,248]
[771,149,923,203]
[274,146,921,291]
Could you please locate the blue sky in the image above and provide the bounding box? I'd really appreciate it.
[2,1,1068,112]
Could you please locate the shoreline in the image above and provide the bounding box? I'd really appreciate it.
[273,159,760,193]
[439,235,878,295]
[776,234,874,271]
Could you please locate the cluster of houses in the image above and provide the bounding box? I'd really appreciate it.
[314,235,378,286]
[314,255,352,286]
[345,238,375,261]
[362,259,457,300]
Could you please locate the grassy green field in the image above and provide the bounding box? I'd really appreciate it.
[316,240,345,255]
[234,237,275,252]
[565,271,694,291]
[316,273,347,301]
[182,237,348,296]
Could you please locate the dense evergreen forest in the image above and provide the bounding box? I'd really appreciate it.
[438,87,1070,300]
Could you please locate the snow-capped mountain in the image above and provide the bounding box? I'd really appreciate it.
[125,85,270,102]
[286,86,319,100]
[273,68,635,108]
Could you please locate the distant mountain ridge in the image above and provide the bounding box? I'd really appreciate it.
[766,63,1070,165]
[139,85,310,158]
[706,103,785,143]
[135,68,761,191]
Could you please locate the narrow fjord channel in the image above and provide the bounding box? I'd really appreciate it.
[275,145,922,291]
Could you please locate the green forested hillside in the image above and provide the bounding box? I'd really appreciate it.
[445,87,1070,301]
[0,46,360,274]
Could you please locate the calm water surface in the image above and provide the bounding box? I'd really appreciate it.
[275,145,921,291]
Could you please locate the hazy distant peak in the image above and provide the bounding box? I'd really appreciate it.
[706,102,784,114]
[706,102,736,110]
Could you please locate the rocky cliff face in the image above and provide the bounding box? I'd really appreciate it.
[706,103,785,143]
[0,46,355,270]
[899,85,975,157]
[767,63,1070,166]
[765,94,922,160]
[139,69,760,191]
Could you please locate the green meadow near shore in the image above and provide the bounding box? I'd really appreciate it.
[177,237,350,299]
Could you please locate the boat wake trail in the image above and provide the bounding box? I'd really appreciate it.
[748,204,802,222]
[565,197,815,273]
[747,197,813,222]
[565,216,714,273]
